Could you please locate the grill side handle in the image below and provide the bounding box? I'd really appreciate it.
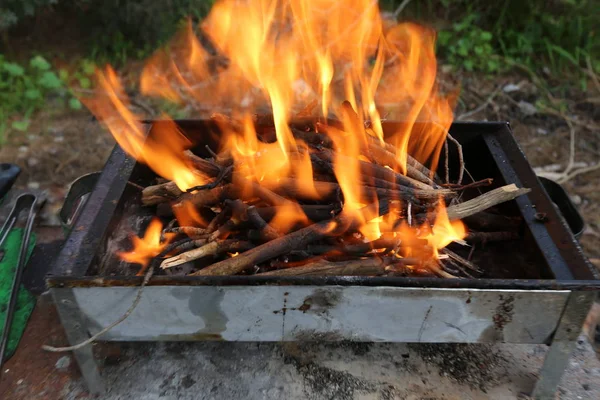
[537,176,584,239]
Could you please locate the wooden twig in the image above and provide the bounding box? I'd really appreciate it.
[161,240,253,269]
[445,184,530,221]
[142,181,183,206]
[185,165,232,193]
[317,147,433,191]
[446,133,464,184]
[173,184,235,209]
[426,260,457,279]
[313,122,440,186]
[440,248,482,273]
[42,248,163,352]
[268,177,453,202]
[456,84,503,121]
[444,140,450,184]
[163,226,208,238]
[258,257,386,276]
[247,206,281,240]
[256,204,337,223]
[465,231,519,243]
[442,178,493,190]
[304,238,404,256]
[191,203,382,276]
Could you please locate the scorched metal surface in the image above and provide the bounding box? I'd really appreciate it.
[47,121,599,398]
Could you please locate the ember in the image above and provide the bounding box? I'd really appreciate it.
[81,0,531,278]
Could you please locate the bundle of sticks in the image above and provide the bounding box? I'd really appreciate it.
[138,106,530,279]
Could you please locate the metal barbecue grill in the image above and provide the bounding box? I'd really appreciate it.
[47,120,599,398]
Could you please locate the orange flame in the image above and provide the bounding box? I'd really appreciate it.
[426,202,467,256]
[119,219,170,275]
[173,201,208,228]
[83,67,209,191]
[83,0,465,271]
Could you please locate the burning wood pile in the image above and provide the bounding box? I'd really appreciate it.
[81,0,531,279]
[136,112,529,278]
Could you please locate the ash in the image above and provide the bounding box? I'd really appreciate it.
[409,343,509,392]
[63,338,600,400]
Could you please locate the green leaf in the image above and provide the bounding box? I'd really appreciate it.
[437,31,451,46]
[81,60,96,76]
[487,59,499,72]
[549,44,579,66]
[463,59,474,71]
[78,77,91,89]
[69,98,83,110]
[38,71,63,89]
[3,62,25,76]
[480,31,493,41]
[474,46,484,55]
[30,55,51,70]
[24,89,42,100]
[59,69,70,81]
[11,120,30,131]
[457,46,469,56]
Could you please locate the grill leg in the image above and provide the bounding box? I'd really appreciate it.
[531,291,594,399]
[52,289,105,395]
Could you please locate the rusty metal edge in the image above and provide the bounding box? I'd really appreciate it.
[46,121,599,290]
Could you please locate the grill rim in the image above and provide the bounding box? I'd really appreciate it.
[47,121,599,289]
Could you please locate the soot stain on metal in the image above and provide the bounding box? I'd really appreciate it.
[293,289,342,316]
[493,294,515,331]
[418,305,433,342]
[274,289,341,317]
[188,288,228,336]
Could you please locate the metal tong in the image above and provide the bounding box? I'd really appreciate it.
[0,194,38,369]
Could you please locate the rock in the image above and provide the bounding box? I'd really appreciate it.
[518,101,537,116]
[55,356,71,371]
[570,194,582,205]
[536,128,548,135]
[503,83,521,93]
[27,182,40,190]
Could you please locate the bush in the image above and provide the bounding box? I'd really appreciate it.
[75,0,215,64]
[386,0,599,79]
[0,0,57,30]
[2,0,214,64]
[0,55,91,141]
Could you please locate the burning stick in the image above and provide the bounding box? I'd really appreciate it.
[465,231,519,243]
[190,203,382,276]
[160,240,252,269]
[297,124,440,187]
[257,257,387,276]
[440,248,482,274]
[247,206,281,240]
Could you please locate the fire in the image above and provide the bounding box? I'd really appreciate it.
[172,200,208,228]
[82,67,208,191]
[424,202,467,257]
[119,219,170,275]
[83,0,467,272]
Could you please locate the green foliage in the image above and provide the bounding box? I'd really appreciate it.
[0,0,57,30]
[0,55,93,142]
[79,0,215,65]
[437,14,500,73]
[387,0,599,82]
